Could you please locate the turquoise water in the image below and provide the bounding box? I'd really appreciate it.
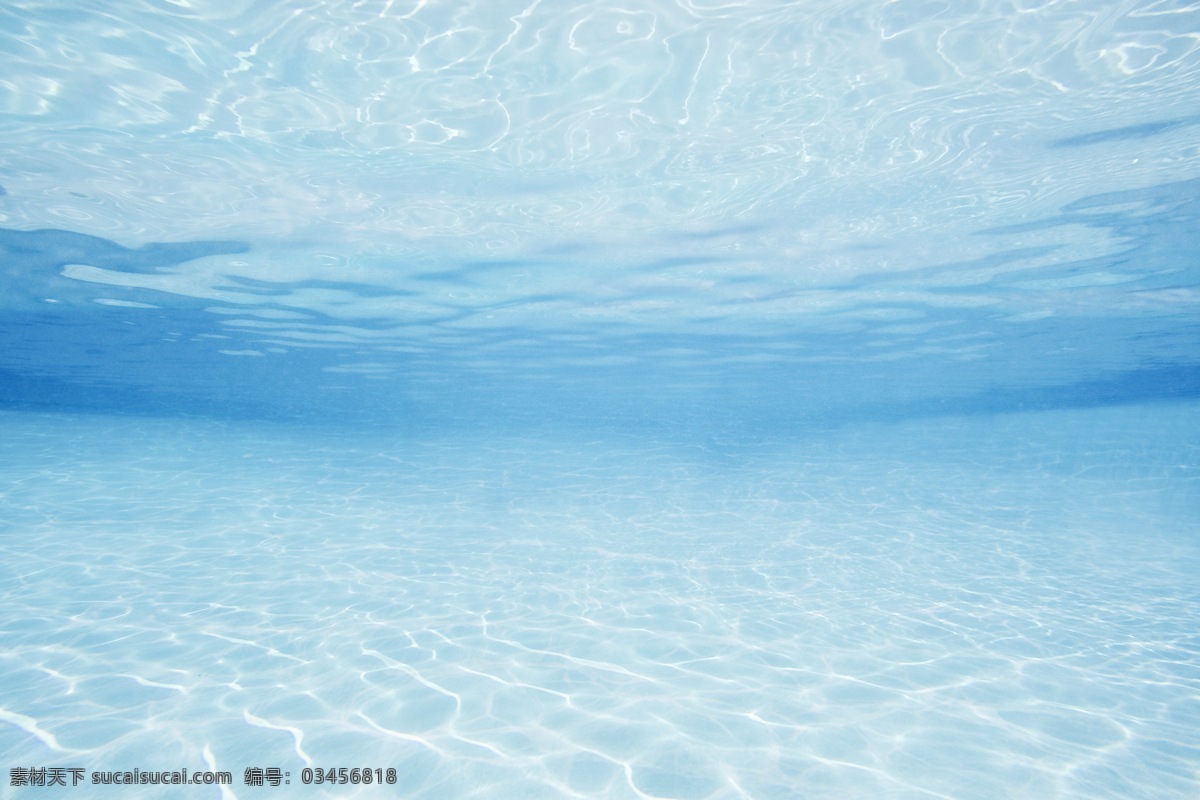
[1,1,1198,798]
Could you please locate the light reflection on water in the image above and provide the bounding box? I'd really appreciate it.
[1,404,1198,797]
[0,1,1198,797]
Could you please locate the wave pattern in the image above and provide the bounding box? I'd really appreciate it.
[0,0,1197,414]
[3,0,1198,238]
[1,405,1198,798]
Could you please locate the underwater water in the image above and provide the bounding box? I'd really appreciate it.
[1,0,1198,797]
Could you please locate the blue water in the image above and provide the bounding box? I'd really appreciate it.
[1,1,1198,798]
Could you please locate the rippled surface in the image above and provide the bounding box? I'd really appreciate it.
[2,403,1198,798]
[4,0,1197,243]
[1,2,1199,797]
[1,0,1198,419]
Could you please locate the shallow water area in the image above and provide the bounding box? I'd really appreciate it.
[2,0,1199,796]
[2,403,1197,799]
